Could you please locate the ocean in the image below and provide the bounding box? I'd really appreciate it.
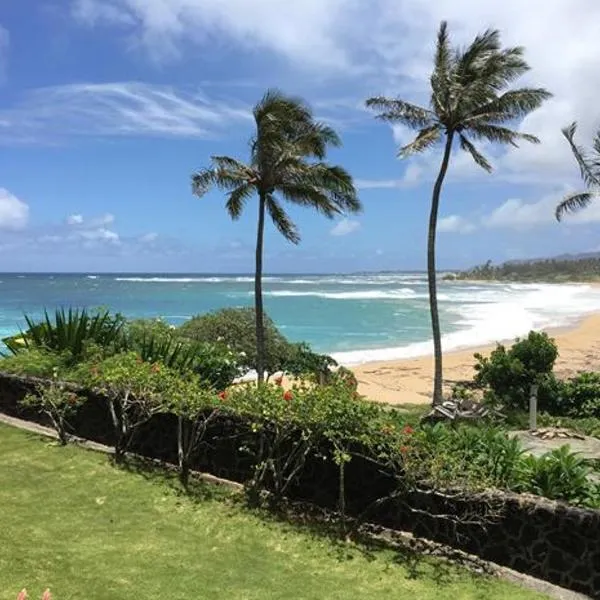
[1,273,600,364]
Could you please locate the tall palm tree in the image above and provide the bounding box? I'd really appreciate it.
[555,123,600,220]
[192,90,361,383]
[366,22,551,405]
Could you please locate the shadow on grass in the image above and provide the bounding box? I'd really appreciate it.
[103,452,492,591]
[112,454,236,505]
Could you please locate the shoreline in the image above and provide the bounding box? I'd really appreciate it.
[351,312,600,406]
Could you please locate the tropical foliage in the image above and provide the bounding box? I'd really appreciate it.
[191,90,361,383]
[449,256,600,282]
[366,22,551,405]
[178,307,290,377]
[2,308,125,362]
[556,122,600,221]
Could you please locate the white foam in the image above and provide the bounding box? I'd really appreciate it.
[114,276,278,283]
[263,288,420,300]
[333,283,600,365]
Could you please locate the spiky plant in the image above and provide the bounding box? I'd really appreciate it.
[192,90,361,382]
[555,123,600,220]
[366,22,551,405]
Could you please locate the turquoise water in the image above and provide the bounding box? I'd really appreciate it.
[1,273,600,364]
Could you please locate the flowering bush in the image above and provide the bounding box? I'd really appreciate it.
[72,352,179,461]
[20,369,84,444]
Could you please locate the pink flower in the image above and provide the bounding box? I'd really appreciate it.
[17,590,27,600]
[402,425,414,435]
[42,591,52,600]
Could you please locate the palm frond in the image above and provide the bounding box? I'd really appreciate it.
[399,125,442,158]
[555,191,596,221]
[562,122,600,189]
[459,134,493,172]
[430,21,453,114]
[192,156,254,197]
[266,197,301,244]
[465,123,540,146]
[225,184,254,220]
[365,97,436,129]
[465,88,553,125]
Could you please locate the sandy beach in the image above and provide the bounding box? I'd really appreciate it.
[352,312,600,405]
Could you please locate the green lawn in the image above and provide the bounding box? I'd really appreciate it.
[0,424,545,600]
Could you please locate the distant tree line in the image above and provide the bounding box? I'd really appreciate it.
[448,257,600,282]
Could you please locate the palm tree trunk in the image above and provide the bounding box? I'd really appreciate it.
[428,131,454,406]
[255,192,267,384]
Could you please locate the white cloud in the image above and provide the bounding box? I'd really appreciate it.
[438,215,475,234]
[67,214,84,225]
[78,228,120,243]
[330,218,361,237]
[484,189,600,230]
[139,232,158,243]
[0,82,251,142]
[0,189,29,230]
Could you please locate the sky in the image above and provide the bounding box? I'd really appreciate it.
[0,0,599,273]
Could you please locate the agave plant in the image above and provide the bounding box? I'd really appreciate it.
[3,308,125,360]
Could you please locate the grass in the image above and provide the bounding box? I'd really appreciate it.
[0,424,546,600]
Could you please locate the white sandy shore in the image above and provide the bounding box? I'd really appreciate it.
[351,312,600,405]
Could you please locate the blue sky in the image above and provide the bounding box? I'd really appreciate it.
[0,0,599,273]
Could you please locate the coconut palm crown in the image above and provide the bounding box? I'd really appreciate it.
[192,89,361,383]
[556,123,600,221]
[366,21,551,405]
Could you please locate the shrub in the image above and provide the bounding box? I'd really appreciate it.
[0,348,71,378]
[474,331,558,411]
[223,381,384,504]
[282,342,337,383]
[163,375,221,486]
[20,370,85,444]
[73,352,178,461]
[516,446,600,508]
[557,371,600,418]
[178,308,292,376]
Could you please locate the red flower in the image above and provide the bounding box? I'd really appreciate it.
[283,390,293,402]
[400,445,409,455]
[218,391,227,401]
[402,425,414,435]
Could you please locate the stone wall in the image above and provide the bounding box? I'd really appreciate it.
[1,372,599,597]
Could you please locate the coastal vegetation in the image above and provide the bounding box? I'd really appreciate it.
[191,90,361,384]
[366,22,551,405]
[447,255,600,282]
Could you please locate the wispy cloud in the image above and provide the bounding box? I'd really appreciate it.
[330,218,361,237]
[0,82,252,144]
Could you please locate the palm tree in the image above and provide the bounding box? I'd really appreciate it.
[366,22,551,405]
[192,90,361,383]
[555,123,600,220]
